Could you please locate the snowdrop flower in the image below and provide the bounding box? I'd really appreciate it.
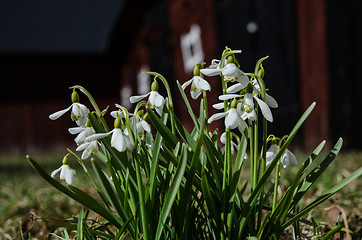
[129,80,165,115]
[220,132,238,154]
[76,138,99,160]
[226,74,278,111]
[219,92,274,122]
[85,117,134,152]
[208,99,248,133]
[182,65,211,99]
[112,108,153,149]
[51,155,76,185]
[201,59,249,86]
[68,119,95,146]
[266,144,297,168]
[49,89,89,127]
[250,78,278,109]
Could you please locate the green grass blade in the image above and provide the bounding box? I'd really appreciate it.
[203,134,223,190]
[291,138,343,207]
[76,208,85,240]
[135,157,151,240]
[283,165,362,228]
[176,80,200,130]
[91,159,129,224]
[155,147,188,240]
[148,108,169,204]
[68,185,123,228]
[247,102,316,208]
[27,156,122,229]
[88,113,137,189]
[238,102,316,235]
[146,107,179,148]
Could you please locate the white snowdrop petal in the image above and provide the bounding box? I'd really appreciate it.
[111,129,126,152]
[212,103,225,110]
[141,120,151,133]
[200,68,222,76]
[68,127,85,134]
[265,94,278,108]
[49,105,72,120]
[151,92,164,108]
[238,74,250,87]
[198,78,211,91]
[51,167,62,178]
[286,149,297,165]
[208,112,228,124]
[181,79,193,89]
[226,83,244,93]
[191,90,202,99]
[130,93,150,103]
[219,94,242,101]
[81,146,92,160]
[254,97,273,122]
[225,110,239,129]
[85,132,112,142]
[76,142,90,151]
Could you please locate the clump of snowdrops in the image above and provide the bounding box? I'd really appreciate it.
[28,47,361,239]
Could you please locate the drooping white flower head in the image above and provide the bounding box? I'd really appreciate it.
[220,132,239,155]
[51,164,76,185]
[182,75,211,99]
[208,99,248,134]
[201,62,249,86]
[76,140,99,160]
[51,155,76,185]
[49,90,90,127]
[129,80,165,115]
[182,65,211,99]
[219,93,274,122]
[49,102,89,127]
[68,119,95,146]
[266,144,297,168]
[85,115,134,153]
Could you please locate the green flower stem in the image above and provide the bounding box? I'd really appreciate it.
[146,72,176,134]
[272,161,280,213]
[202,91,209,132]
[118,106,135,149]
[257,117,268,229]
[134,153,151,240]
[71,85,110,132]
[221,128,232,236]
[67,149,102,194]
[249,122,255,190]
[253,108,259,189]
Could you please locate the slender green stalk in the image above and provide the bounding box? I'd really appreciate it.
[134,155,150,240]
[203,91,209,132]
[146,72,176,134]
[253,108,259,188]
[272,162,280,212]
[249,123,255,190]
[321,224,343,240]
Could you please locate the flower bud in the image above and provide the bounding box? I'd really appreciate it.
[85,118,92,127]
[193,65,200,76]
[230,99,238,109]
[227,55,235,64]
[137,109,144,117]
[142,112,149,121]
[62,155,69,165]
[71,89,80,103]
[151,80,158,91]
[257,64,265,78]
[246,83,254,94]
[114,116,122,129]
